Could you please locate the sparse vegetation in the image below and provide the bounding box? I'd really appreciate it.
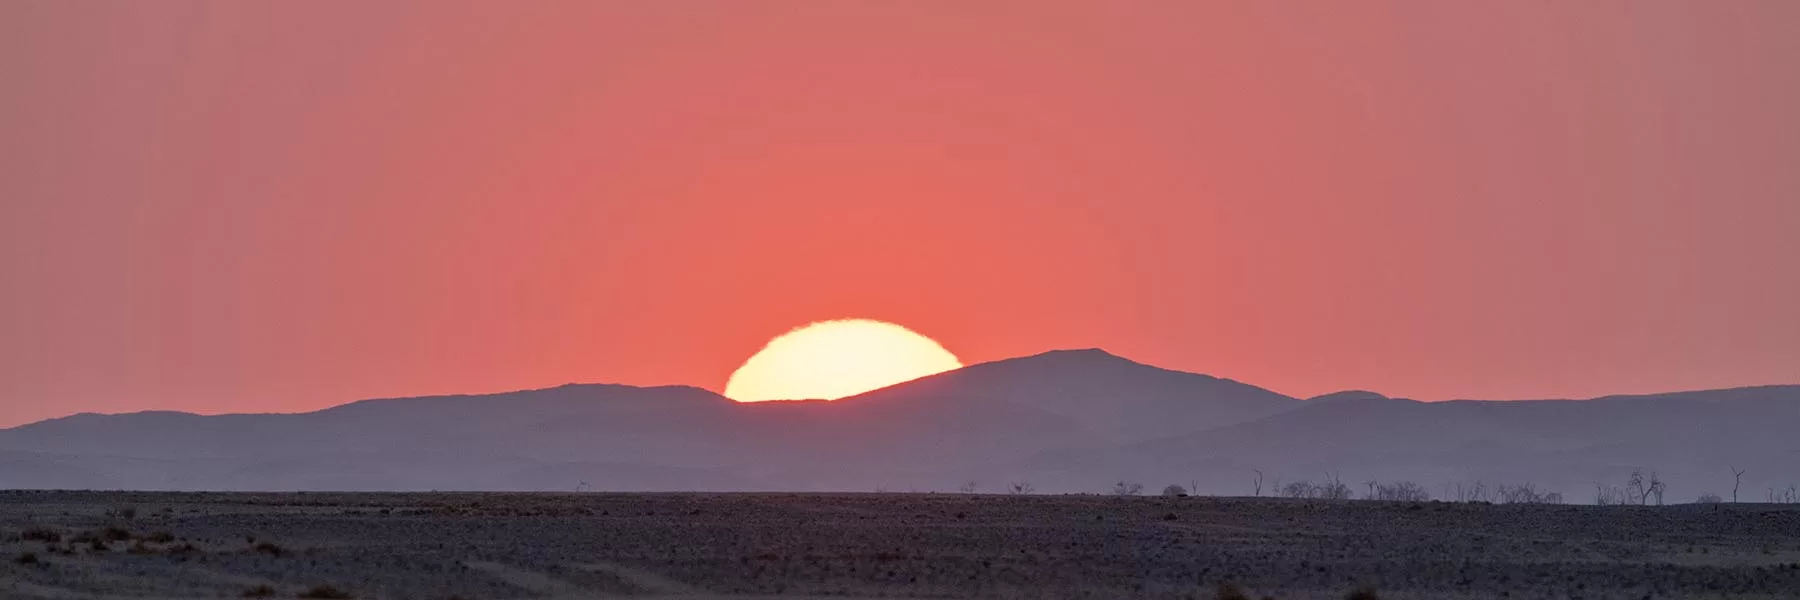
[958,481,978,494]
[1112,481,1144,496]
[1280,474,1352,500]
[6,491,1800,598]
[1696,493,1724,504]
[1008,481,1034,495]
[1363,481,1431,502]
[1213,582,1251,600]
[22,527,62,543]
[1595,482,1627,505]
[1495,483,1561,504]
[1162,484,1188,497]
[298,585,353,599]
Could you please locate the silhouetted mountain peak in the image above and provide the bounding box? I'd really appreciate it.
[844,347,1298,442]
[1306,390,1389,403]
[971,348,1211,378]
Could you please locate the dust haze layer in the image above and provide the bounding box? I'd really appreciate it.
[2,349,1796,501]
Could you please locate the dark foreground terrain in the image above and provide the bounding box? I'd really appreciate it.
[3,492,1798,600]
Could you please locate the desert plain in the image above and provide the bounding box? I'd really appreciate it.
[3,491,1799,600]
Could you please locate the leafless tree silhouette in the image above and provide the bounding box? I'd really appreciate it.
[1731,467,1746,503]
[1008,481,1034,495]
[1252,470,1264,497]
[1627,469,1648,505]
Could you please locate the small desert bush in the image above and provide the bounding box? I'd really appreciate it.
[298,584,353,599]
[1162,484,1189,497]
[21,528,62,543]
[241,584,277,598]
[1696,492,1724,504]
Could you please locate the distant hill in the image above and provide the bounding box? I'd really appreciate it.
[1,351,1796,501]
[998,385,1800,501]
[842,348,1301,442]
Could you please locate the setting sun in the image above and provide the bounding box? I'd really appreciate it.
[724,319,962,402]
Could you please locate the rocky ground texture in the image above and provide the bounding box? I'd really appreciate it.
[3,491,1799,599]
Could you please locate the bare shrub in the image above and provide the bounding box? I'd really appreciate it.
[1113,481,1144,496]
[1280,479,1352,500]
[1626,469,1648,505]
[1696,493,1724,504]
[298,585,352,599]
[1450,481,1489,503]
[958,481,978,494]
[1162,484,1189,497]
[1213,582,1251,600]
[1008,482,1034,495]
[1595,482,1627,506]
[1496,483,1562,504]
[1369,481,1431,502]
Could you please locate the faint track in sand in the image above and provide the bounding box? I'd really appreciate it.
[573,562,701,594]
[469,559,905,600]
[467,561,594,598]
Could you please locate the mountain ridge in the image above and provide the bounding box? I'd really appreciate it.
[1,350,1795,498]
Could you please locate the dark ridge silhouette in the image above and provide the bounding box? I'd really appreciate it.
[0,350,1795,498]
[844,348,1300,442]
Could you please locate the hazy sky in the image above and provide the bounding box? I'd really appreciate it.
[3,1,1797,427]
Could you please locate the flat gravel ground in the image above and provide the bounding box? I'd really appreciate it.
[2,492,1798,600]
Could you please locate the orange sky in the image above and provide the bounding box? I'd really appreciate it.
[3,1,1797,427]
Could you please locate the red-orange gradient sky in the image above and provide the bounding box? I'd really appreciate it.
[3,2,1798,426]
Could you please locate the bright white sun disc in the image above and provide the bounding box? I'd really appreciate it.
[724,319,962,402]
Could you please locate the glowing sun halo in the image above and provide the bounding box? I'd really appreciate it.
[725,319,962,402]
